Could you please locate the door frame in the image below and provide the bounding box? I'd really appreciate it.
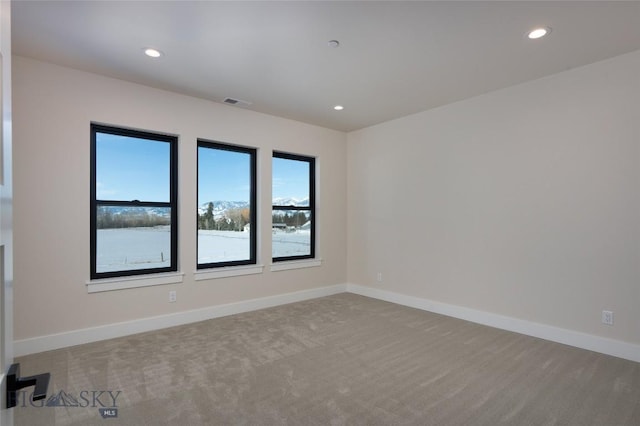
[0,0,14,424]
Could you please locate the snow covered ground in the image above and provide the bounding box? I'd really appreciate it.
[96,227,171,273]
[272,229,311,258]
[198,230,250,264]
[96,227,311,272]
[198,229,311,262]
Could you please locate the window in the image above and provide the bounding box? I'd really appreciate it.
[197,140,256,268]
[90,124,178,279]
[272,152,315,261]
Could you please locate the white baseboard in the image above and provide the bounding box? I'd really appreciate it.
[14,284,347,357]
[347,284,640,363]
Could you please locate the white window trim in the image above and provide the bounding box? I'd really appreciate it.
[194,264,264,281]
[87,271,184,293]
[270,258,322,272]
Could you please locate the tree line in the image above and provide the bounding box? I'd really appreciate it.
[198,202,250,231]
[197,203,309,232]
[272,211,308,227]
[96,203,310,232]
[97,207,170,229]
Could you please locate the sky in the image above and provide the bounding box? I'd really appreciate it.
[95,132,310,204]
[198,148,310,203]
[96,133,170,202]
[198,146,251,203]
[271,156,309,202]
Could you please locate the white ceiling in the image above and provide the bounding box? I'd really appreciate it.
[11,1,640,132]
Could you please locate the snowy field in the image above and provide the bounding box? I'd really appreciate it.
[97,227,311,272]
[198,229,311,262]
[97,227,171,273]
[198,230,250,263]
[271,230,311,258]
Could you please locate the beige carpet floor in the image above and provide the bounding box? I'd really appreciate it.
[13,293,640,425]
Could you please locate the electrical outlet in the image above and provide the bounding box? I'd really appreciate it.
[376,272,383,282]
[169,290,177,303]
[602,310,614,326]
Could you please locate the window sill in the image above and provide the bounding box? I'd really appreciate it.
[194,264,264,281]
[86,272,184,293]
[270,258,322,272]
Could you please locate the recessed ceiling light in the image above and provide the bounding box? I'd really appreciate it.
[527,27,551,40]
[144,48,163,58]
[333,105,344,111]
[328,40,340,48]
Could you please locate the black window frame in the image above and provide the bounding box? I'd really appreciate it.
[197,139,257,269]
[272,151,316,262]
[90,123,178,280]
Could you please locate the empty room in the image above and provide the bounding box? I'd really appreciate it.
[1,1,640,425]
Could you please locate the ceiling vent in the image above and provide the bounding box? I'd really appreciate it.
[223,97,252,107]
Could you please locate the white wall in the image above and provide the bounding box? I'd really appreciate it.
[348,50,640,344]
[13,49,640,355]
[13,56,347,342]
